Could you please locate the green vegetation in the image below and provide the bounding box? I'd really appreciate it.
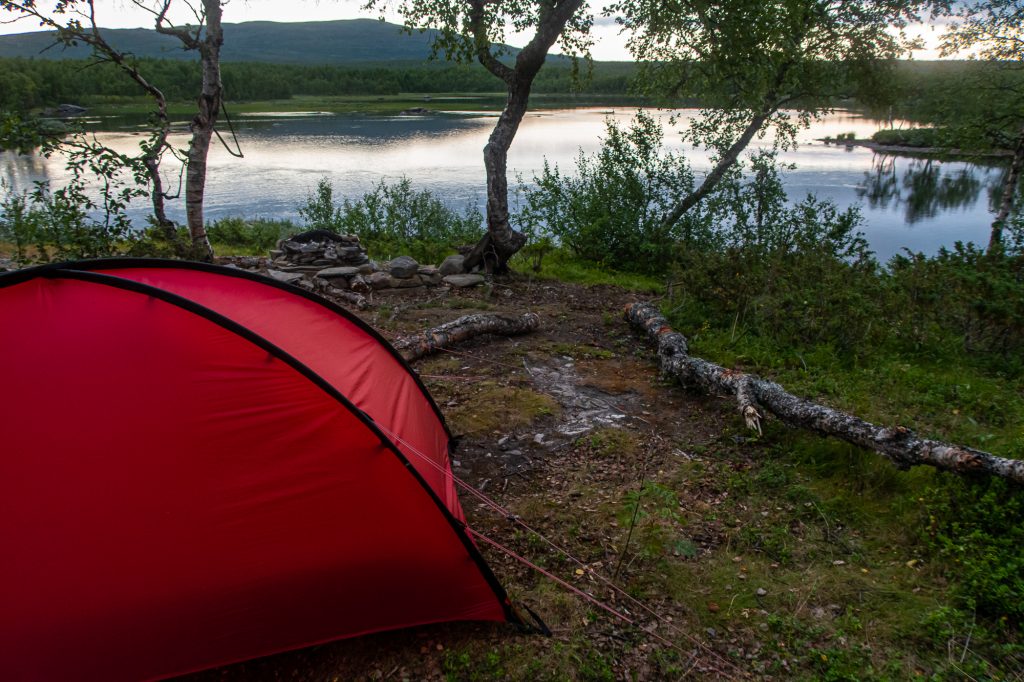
[298,177,484,264]
[0,56,636,114]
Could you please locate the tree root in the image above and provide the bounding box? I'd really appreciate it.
[396,312,541,363]
[625,302,1024,485]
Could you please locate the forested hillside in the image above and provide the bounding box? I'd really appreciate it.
[0,19,444,63]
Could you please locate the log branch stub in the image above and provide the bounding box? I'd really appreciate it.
[624,302,1024,485]
[396,312,540,363]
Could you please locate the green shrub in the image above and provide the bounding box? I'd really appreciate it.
[871,127,943,147]
[0,179,135,261]
[298,177,483,264]
[206,217,298,251]
[924,476,1024,623]
[887,245,1024,370]
[517,110,702,273]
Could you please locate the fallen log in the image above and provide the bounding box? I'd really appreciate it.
[625,302,1024,486]
[396,312,540,363]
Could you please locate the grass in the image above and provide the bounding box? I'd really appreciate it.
[512,248,665,294]
[680,325,1024,459]
[447,382,560,436]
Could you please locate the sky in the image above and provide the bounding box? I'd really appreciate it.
[0,0,950,61]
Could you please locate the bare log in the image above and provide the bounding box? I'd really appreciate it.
[395,313,540,363]
[625,302,1024,485]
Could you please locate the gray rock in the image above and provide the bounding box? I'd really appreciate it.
[317,266,361,279]
[358,263,375,275]
[443,273,485,288]
[389,255,420,279]
[349,274,372,293]
[327,276,350,290]
[439,254,465,276]
[389,274,423,288]
[368,271,392,290]
[265,269,303,285]
[418,265,440,276]
[421,272,443,286]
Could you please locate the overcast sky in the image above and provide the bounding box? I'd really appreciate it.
[0,0,949,61]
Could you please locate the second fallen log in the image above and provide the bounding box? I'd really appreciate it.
[625,301,1024,486]
[396,312,541,362]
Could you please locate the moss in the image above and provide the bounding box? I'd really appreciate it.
[446,382,559,436]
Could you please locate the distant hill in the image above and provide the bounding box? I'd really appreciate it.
[0,19,476,64]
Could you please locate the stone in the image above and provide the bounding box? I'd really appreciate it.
[312,259,335,266]
[756,588,767,597]
[327,277,350,290]
[439,254,465,276]
[349,274,371,294]
[389,274,423,288]
[443,274,485,288]
[418,266,440,276]
[265,269,303,285]
[317,266,361,279]
[421,272,443,286]
[357,263,374,275]
[389,255,420,279]
[368,271,392,290]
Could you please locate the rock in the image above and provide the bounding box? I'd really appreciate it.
[421,272,443,286]
[328,277,350,290]
[368,271,392,290]
[389,256,420,279]
[439,254,465,276]
[317,266,361,279]
[389,274,423,288]
[265,269,303,285]
[756,588,767,597]
[349,274,371,294]
[357,263,374,275]
[443,274,485,288]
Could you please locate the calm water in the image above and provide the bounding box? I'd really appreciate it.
[0,108,1008,260]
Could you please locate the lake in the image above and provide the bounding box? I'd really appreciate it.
[0,107,1009,261]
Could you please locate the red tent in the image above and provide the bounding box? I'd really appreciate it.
[0,259,516,681]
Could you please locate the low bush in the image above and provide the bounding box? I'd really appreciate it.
[298,177,483,264]
[206,217,298,252]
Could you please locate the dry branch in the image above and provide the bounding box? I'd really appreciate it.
[396,313,540,362]
[625,302,1024,485]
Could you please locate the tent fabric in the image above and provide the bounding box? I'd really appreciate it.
[0,260,514,682]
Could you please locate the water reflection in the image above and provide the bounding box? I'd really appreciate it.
[858,156,992,224]
[0,108,1010,259]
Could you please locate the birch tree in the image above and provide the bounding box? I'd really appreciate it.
[941,0,1024,252]
[369,0,592,273]
[611,0,927,231]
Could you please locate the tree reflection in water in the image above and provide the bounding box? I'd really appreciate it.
[858,154,988,224]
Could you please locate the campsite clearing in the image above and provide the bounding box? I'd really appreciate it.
[181,273,1017,681]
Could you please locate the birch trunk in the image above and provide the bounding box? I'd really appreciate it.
[462,0,585,274]
[182,0,223,261]
[625,302,1024,485]
[395,312,540,362]
[989,126,1024,252]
